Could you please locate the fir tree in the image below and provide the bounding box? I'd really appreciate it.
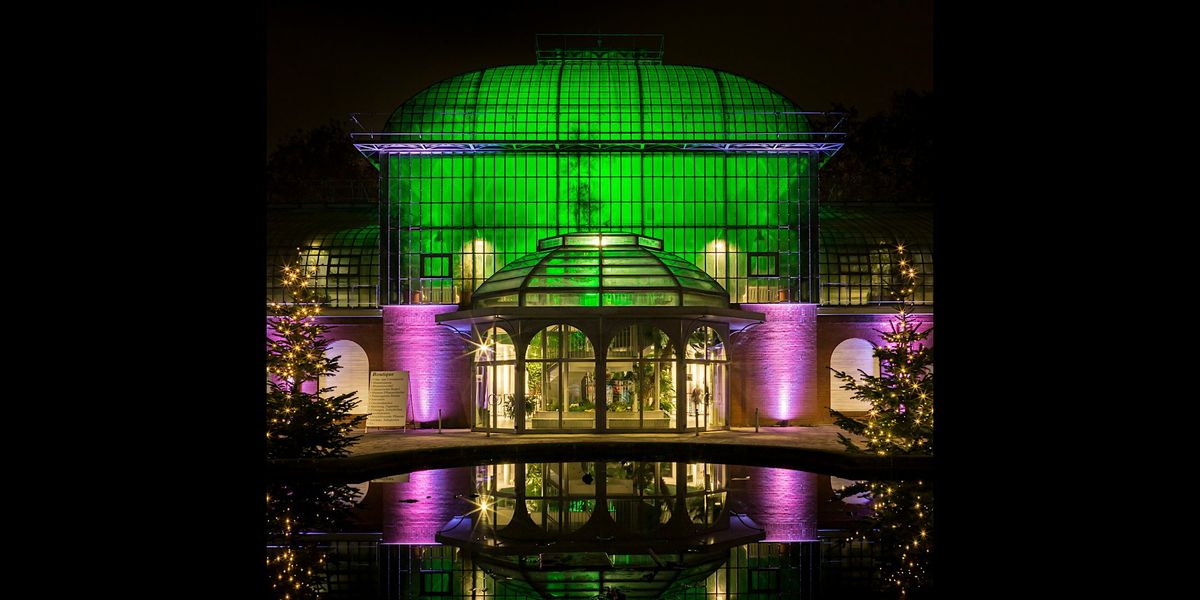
[830,244,933,455]
[266,264,367,599]
[829,244,935,598]
[266,264,367,459]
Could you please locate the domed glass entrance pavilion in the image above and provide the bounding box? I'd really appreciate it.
[438,232,764,433]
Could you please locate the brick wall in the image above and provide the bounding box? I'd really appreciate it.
[815,312,934,424]
[730,304,818,426]
[382,305,471,428]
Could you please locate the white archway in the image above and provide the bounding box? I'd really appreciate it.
[321,340,370,415]
[830,338,878,413]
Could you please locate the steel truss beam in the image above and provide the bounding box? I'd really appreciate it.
[354,140,843,158]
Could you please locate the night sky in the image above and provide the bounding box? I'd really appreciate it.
[266,0,932,154]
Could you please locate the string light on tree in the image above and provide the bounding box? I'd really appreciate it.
[828,243,934,598]
[266,263,368,599]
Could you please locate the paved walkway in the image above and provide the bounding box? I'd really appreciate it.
[349,425,852,455]
[268,426,933,482]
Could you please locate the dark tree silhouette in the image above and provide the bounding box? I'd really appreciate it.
[267,119,377,205]
[823,90,933,205]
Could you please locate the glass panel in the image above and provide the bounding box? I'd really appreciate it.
[685,362,704,428]
[654,360,676,426]
[543,362,562,412]
[529,276,600,288]
[676,277,725,292]
[599,234,636,246]
[606,325,635,359]
[481,266,533,281]
[475,294,518,307]
[638,326,675,359]
[600,257,661,266]
[535,265,600,276]
[602,276,675,287]
[544,326,562,359]
[710,362,726,427]
[493,363,517,429]
[526,330,544,359]
[637,236,663,249]
[602,266,668,276]
[606,360,637,428]
[476,364,489,428]
[601,291,678,306]
[564,326,595,358]
[682,292,727,307]
[526,361,549,425]
[525,292,602,306]
[565,361,595,428]
[565,235,601,246]
[475,277,524,293]
[493,329,516,360]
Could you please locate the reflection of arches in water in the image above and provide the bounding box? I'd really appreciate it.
[831,475,871,505]
[438,461,762,599]
[830,338,879,413]
[466,461,735,539]
[320,339,370,414]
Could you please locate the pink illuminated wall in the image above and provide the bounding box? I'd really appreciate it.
[815,312,934,425]
[378,467,476,544]
[730,304,818,425]
[728,465,818,541]
[382,305,471,427]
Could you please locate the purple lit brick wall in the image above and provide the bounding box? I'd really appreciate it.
[730,304,818,426]
[380,467,476,544]
[321,317,383,374]
[382,305,471,427]
[815,312,934,424]
[728,465,818,541]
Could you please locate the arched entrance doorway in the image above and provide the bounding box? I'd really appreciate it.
[830,337,878,413]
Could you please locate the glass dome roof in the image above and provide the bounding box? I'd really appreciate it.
[386,64,809,142]
[472,233,729,309]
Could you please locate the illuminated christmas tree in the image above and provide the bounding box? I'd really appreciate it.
[830,244,933,455]
[266,264,366,460]
[266,264,367,599]
[829,244,934,597]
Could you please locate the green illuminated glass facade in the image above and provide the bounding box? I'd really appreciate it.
[378,61,817,306]
[817,204,934,306]
[266,206,379,307]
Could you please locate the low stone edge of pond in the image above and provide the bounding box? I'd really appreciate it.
[265,441,934,483]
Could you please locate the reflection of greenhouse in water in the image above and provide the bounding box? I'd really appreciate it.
[310,462,895,598]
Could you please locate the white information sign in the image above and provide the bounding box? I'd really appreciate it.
[368,371,409,427]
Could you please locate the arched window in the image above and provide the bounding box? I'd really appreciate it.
[525,325,595,430]
[473,325,517,430]
[830,338,878,413]
[321,340,370,415]
[685,326,728,429]
[606,325,676,429]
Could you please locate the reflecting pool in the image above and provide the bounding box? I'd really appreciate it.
[266,461,932,599]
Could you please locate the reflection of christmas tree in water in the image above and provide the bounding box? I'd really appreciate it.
[829,244,934,597]
[266,264,367,599]
[834,478,933,598]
